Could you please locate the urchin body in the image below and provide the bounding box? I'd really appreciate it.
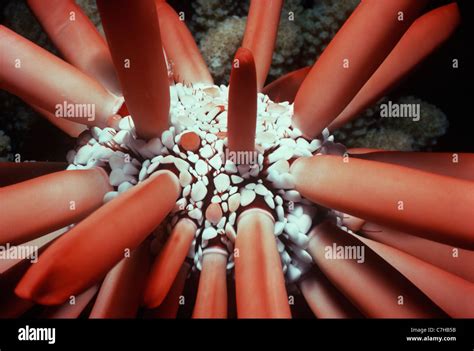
[67,83,345,283]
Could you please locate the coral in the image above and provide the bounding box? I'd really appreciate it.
[196,0,360,83]
[349,127,415,151]
[298,0,360,66]
[268,15,304,81]
[194,0,305,84]
[333,116,377,146]
[334,96,449,151]
[198,14,304,85]
[190,0,247,42]
[239,0,305,16]
[266,0,306,80]
[199,16,247,85]
[383,96,449,149]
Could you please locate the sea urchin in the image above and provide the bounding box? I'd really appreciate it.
[0,0,473,319]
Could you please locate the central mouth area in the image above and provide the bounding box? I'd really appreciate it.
[66,83,345,283]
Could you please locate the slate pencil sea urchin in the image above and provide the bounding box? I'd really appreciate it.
[0,0,473,319]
